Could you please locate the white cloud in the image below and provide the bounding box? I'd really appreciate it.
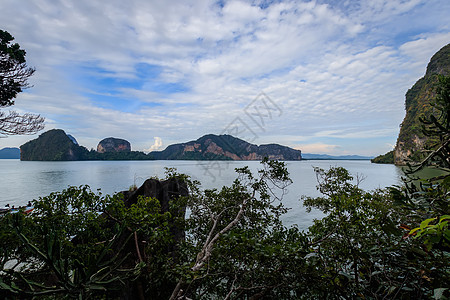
[399,32,450,74]
[147,137,163,152]
[294,143,340,154]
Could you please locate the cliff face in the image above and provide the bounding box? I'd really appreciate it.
[393,44,450,165]
[151,134,302,161]
[20,129,89,161]
[97,138,131,153]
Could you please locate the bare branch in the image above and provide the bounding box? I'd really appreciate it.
[0,110,45,136]
[193,191,253,273]
[406,139,450,174]
[170,190,256,300]
[355,173,367,187]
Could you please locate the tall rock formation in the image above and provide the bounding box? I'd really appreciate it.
[97,137,131,153]
[393,44,450,165]
[20,129,89,161]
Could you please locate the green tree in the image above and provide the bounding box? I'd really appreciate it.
[302,166,448,299]
[170,159,312,299]
[1,160,448,299]
[0,187,148,298]
[300,77,449,298]
[0,29,44,136]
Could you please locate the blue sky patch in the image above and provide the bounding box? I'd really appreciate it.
[68,62,188,111]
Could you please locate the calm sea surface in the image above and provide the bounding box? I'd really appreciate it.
[0,159,403,229]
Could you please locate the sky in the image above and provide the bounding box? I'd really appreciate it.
[0,0,449,156]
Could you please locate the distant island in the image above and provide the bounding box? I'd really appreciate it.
[150,134,302,161]
[0,147,20,159]
[18,129,302,161]
[302,153,372,160]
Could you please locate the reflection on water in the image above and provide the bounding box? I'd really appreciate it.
[0,159,403,229]
[39,170,68,186]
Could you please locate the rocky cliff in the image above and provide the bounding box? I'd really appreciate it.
[150,134,302,160]
[20,129,89,161]
[97,137,131,153]
[392,44,450,165]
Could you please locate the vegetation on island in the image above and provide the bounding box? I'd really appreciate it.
[151,134,302,161]
[1,75,448,299]
[371,150,394,164]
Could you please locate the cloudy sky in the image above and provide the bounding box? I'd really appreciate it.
[1,0,449,155]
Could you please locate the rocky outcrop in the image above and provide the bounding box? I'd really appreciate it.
[97,137,131,153]
[150,134,302,160]
[392,43,450,165]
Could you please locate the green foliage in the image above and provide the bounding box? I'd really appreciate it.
[86,149,151,160]
[1,29,44,137]
[401,74,450,265]
[303,167,416,298]
[410,215,450,251]
[0,30,35,107]
[1,157,449,299]
[170,158,310,299]
[303,166,448,298]
[0,184,178,298]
